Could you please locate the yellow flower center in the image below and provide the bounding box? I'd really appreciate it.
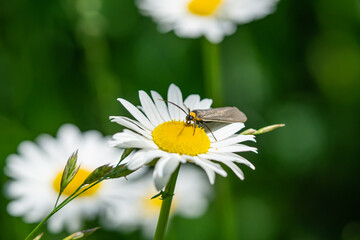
[152,121,210,156]
[53,168,101,197]
[188,0,222,16]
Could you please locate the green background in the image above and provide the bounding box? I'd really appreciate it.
[1,0,360,239]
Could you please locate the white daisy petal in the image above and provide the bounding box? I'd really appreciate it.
[220,159,245,180]
[154,156,180,190]
[209,144,258,153]
[167,83,186,120]
[110,131,157,149]
[139,90,164,126]
[118,98,155,130]
[226,0,279,24]
[127,149,165,170]
[211,134,256,148]
[196,98,213,109]
[110,116,151,138]
[136,0,279,43]
[154,156,171,178]
[199,152,255,170]
[186,155,227,177]
[189,160,216,184]
[184,94,200,110]
[211,123,245,141]
[151,90,171,122]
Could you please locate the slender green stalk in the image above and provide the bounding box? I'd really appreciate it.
[25,151,133,240]
[202,38,237,239]
[25,179,103,240]
[25,213,54,240]
[154,166,181,240]
[202,39,223,107]
[215,178,238,240]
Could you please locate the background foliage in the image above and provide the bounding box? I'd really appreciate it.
[1,0,359,239]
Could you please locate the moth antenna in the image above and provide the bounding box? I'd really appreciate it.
[158,99,188,115]
[183,103,191,114]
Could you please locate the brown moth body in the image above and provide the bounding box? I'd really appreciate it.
[191,107,247,123]
[159,99,247,141]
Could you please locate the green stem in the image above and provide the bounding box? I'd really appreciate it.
[25,181,100,240]
[202,39,237,239]
[215,178,238,240]
[25,152,134,240]
[154,166,181,240]
[202,39,223,107]
[25,213,54,240]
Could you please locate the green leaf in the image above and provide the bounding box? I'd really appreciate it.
[82,164,113,185]
[151,190,174,200]
[107,164,134,179]
[151,190,164,199]
[63,227,100,240]
[116,148,134,166]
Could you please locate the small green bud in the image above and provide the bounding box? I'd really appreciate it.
[254,124,285,135]
[63,227,100,240]
[60,150,80,196]
[241,124,285,135]
[240,128,257,135]
[33,233,43,240]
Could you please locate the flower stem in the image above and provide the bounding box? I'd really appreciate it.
[154,166,181,240]
[25,180,105,240]
[25,213,54,240]
[202,39,238,239]
[202,39,223,107]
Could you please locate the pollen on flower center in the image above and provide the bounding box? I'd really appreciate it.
[188,0,222,16]
[53,168,101,197]
[152,121,210,156]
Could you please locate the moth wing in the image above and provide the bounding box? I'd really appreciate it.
[194,107,247,123]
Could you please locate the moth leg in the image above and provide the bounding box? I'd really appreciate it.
[202,122,217,141]
[177,124,186,137]
[192,121,197,135]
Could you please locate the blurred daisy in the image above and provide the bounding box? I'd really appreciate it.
[5,124,126,233]
[136,0,279,43]
[110,83,257,190]
[102,166,211,238]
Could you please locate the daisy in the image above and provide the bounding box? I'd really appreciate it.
[136,0,280,43]
[5,124,127,233]
[101,166,212,238]
[110,84,257,191]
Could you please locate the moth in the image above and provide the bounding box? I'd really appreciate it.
[160,100,247,141]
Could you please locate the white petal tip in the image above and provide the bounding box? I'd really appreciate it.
[127,164,138,171]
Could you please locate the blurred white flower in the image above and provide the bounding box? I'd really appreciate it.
[136,0,279,43]
[101,166,212,238]
[110,83,257,191]
[4,124,126,233]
